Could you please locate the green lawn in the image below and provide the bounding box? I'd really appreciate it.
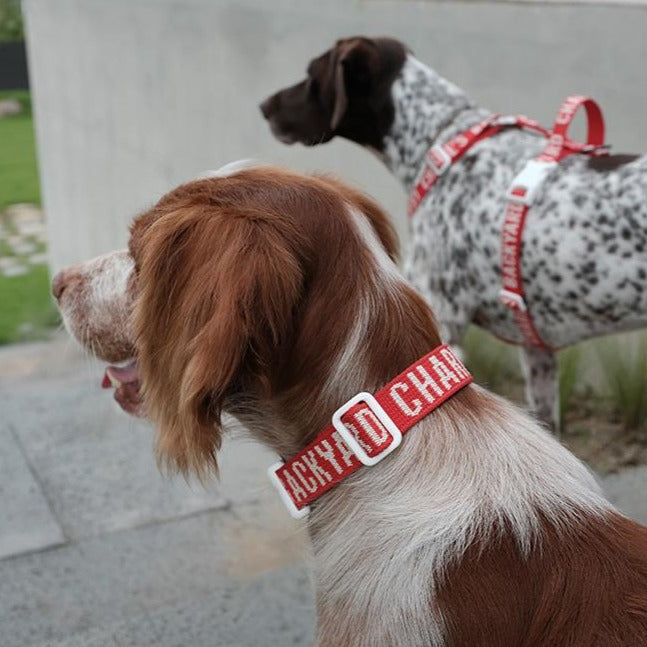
[0,265,59,344]
[0,89,40,208]
[0,89,57,344]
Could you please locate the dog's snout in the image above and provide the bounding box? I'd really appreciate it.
[259,95,276,119]
[52,268,79,301]
[51,270,67,300]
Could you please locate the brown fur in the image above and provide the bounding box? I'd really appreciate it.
[129,168,437,476]
[437,512,647,646]
[55,166,647,644]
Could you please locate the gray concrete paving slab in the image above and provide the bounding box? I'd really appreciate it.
[0,425,65,560]
[1,339,225,542]
[0,507,310,647]
[142,566,314,647]
[0,334,646,646]
[30,615,157,647]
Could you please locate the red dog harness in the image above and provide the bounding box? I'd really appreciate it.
[408,96,610,349]
[268,345,472,518]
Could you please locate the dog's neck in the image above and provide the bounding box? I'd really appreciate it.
[379,55,489,191]
[307,383,611,644]
[230,210,612,642]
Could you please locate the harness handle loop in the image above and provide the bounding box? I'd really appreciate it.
[539,96,607,162]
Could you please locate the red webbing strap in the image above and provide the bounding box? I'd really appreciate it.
[500,96,609,349]
[268,345,472,517]
[407,115,549,218]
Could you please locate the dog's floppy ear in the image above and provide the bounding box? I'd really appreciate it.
[330,40,375,130]
[330,37,406,131]
[133,204,303,477]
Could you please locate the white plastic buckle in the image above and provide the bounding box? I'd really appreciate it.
[506,159,558,205]
[495,115,520,126]
[332,392,402,467]
[427,146,452,175]
[267,461,311,519]
[499,288,528,312]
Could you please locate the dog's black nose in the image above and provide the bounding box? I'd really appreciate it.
[259,96,274,119]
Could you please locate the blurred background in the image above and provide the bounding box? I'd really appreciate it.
[0,0,646,645]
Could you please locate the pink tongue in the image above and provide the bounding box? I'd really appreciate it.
[102,361,139,388]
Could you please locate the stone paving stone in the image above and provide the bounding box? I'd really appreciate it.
[0,425,65,560]
[6,386,228,540]
[0,98,22,118]
[0,508,310,647]
[5,234,23,247]
[15,222,45,236]
[3,204,43,223]
[1,263,28,277]
[142,565,314,647]
[216,429,283,508]
[0,257,17,269]
[1,340,228,541]
[1,335,292,535]
[9,240,38,255]
[31,612,162,647]
[28,252,49,265]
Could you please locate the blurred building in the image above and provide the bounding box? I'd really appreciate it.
[22,0,647,270]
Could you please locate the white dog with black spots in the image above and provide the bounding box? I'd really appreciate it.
[261,36,647,431]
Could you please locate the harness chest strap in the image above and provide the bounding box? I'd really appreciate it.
[408,95,610,349]
[499,95,609,349]
[268,345,473,518]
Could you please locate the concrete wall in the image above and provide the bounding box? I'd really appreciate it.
[23,0,647,271]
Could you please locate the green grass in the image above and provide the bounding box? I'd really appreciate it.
[462,325,521,393]
[597,332,647,434]
[0,1,24,43]
[0,89,40,208]
[559,345,582,424]
[0,265,59,344]
[0,89,55,344]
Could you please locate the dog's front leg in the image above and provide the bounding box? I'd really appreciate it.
[519,346,559,433]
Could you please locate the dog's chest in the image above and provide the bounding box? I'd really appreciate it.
[404,130,543,337]
[403,130,647,346]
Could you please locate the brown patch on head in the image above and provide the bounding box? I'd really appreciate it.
[132,173,306,476]
[129,167,440,477]
[260,36,407,150]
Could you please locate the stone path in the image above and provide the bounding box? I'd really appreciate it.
[0,334,313,646]
[0,204,48,277]
[0,333,645,646]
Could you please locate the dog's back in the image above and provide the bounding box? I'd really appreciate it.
[437,510,647,645]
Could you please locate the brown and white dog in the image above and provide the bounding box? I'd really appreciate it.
[53,167,647,646]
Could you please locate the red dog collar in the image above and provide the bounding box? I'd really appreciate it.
[408,95,610,350]
[268,345,472,518]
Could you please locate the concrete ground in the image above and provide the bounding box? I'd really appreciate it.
[0,334,313,647]
[0,205,48,278]
[1,334,646,646]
